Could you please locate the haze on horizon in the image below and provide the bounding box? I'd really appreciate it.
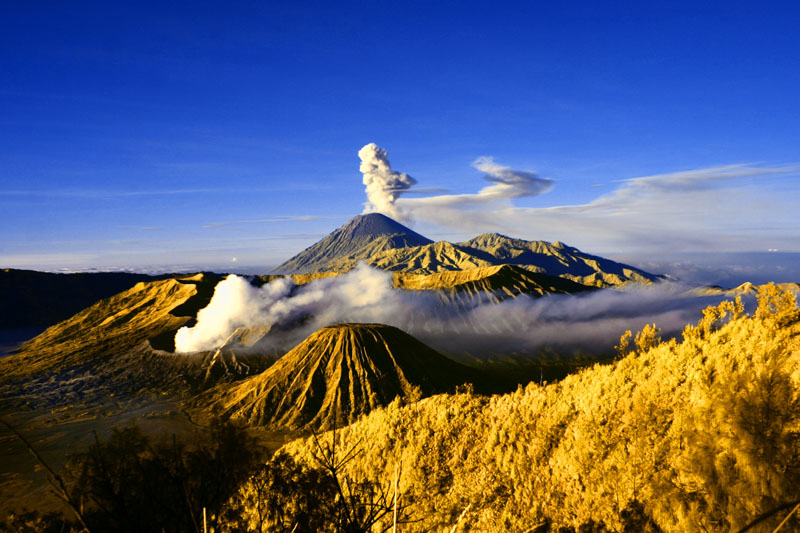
[1,2,799,286]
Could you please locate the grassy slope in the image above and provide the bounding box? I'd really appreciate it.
[396,264,594,299]
[280,286,800,532]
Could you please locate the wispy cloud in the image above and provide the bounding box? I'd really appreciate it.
[399,157,555,214]
[118,225,164,231]
[203,215,334,229]
[359,143,555,221]
[360,145,799,255]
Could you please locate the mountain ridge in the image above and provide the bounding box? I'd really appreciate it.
[0,269,167,330]
[273,214,663,287]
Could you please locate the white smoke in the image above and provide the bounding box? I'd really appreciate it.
[359,143,417,220]
[174,275,294,352]
[358,143,554,227]
[175,263,743,359]
[356,144,799,260]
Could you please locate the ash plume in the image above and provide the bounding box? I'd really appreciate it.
[357,143,554,230]
[359,143,417,220]
[355,145,799,262]
[174,263,742,359]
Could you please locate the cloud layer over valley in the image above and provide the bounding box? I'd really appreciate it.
[175,263,741,360]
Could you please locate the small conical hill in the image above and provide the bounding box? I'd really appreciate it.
[200,323,479,430]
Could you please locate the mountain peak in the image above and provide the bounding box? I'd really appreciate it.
[339,213,428,240]
[272,213,432,274]
[273,213,661,286]
[464,232,518,246]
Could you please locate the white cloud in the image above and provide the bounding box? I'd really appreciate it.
[359,143,417,220]
[203,215,327,229]
[174,263,743,358]
[357,143,799,255]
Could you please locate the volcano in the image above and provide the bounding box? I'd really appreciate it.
[199,323,481,430]
[272,213,433,274]
[271,213,663,287]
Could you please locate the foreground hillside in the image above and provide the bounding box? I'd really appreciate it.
[274,284,800,532]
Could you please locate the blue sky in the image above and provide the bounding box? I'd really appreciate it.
[1,1,798,283]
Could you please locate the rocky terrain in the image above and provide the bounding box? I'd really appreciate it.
[197,323,484,430]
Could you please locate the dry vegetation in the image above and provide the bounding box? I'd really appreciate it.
[3,283,798,532]
[271,284,800,532]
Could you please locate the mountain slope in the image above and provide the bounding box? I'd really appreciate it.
[279,287,800,532]
[271,213,662,286]
[323,233,661,287]
[272,213,433,274]
[199,323,481,430]
[460,233,662,286]
[0,273,221,381]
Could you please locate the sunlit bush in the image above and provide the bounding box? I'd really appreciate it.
[278,284,800,531]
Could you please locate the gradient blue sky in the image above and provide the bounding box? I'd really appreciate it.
[1,1,798,283]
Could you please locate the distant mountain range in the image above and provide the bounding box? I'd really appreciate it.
[0,214,661,333]
[0,212,670,431]
[274,213,663,287]
[0,269,167,330]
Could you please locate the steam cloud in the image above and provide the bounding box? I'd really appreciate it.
[174,263,740,359]
[357,144,799,261]
[359,143,417,220]
[358,143,554,222]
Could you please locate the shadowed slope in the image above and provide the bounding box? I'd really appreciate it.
[0,274,220,381]
[200,323,480,430]
[0,268,164,330]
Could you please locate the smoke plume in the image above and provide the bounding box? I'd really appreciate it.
[356,144,799,264]
[359,143,417,220]
[174,263,743,359]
